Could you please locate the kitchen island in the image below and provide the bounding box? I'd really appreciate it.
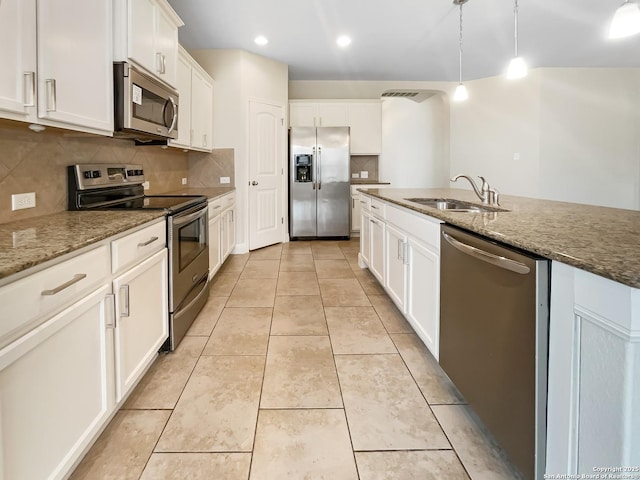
[357,187,640,477]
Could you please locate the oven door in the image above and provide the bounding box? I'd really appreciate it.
[169,203,209,311]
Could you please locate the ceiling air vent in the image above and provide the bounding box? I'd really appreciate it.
[381,90,438,103]
[382,91,419,98]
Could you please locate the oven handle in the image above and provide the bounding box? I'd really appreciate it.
[172,205,207,228]
[174,275,209,317]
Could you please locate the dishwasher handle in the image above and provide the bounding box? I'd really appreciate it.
[442,231,530,275]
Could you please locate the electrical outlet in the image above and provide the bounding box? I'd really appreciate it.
[142,181,150,190]
[513,152,521,161]
[11,192,36,210]
[181,177,188,185]
[360,171,369,179]
[220,176,230,184]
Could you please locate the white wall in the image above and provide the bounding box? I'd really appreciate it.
[450,68,640,210]
[190,49,289,252]
[380,95,450,188]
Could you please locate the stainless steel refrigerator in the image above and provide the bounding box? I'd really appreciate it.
[289,127,350,239]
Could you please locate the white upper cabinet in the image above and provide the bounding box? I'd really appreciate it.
[289,100,382,154]
[114,0,183,88]
[348,102,382,154]
[169,46,214,152]
[0,0,113,135]
[0,0,36,117]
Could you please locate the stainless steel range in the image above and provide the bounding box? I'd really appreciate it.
[68,163,209,351]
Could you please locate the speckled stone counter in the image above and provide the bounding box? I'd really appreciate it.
[0,211,166,282]
[357,187,640,289]
[350,180,391,185]
[163,187,235,198]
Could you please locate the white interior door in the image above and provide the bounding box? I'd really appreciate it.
[249,100,285,250]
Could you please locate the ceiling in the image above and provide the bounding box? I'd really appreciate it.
[168,0,640,81]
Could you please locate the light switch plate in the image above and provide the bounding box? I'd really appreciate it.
[360,171,369,179]
[181,178,187,185]
[220,177,230,184]
[142,181,150,190]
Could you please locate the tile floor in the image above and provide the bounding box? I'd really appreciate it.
[70,239,523,480]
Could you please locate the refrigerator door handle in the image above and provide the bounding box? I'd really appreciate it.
[317,146,322,190]
[312,182,316,190]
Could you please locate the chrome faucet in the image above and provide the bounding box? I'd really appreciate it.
[450,174,500,206]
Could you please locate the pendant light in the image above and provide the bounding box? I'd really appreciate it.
[453,0,469,102]
[506,0,527,79]
[609,0,640,39]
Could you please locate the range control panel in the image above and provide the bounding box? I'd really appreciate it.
[71,164,145,190]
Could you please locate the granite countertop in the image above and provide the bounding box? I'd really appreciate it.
[0,211,166,282]
[350,180,391,185]
[357,187,640,289]
[163,186,235,198]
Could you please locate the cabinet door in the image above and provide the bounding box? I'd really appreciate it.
[128,0,156,75]
[406,238,440,359]
[169,52,192,148]
[0,0,36,118]
[317,102,348,127]
[385,224,408,312]
[351,195,361,232]
[349,102,382,154]
[360,210,371,266]
[0,285,113,480]
[221,208,236,259]
[191,67,213,150]
[113,249,168,402]
[369,215,385,283]
[208,214,221,277]
[155,5,179,87]
[37,0,113,132]
[289,103,317,127]
[228,207,236,253]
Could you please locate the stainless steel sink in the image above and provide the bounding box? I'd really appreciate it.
[404,198,509,213]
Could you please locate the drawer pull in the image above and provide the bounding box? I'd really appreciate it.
[138,236,159,247]
[360,200,367,205]
[371,205,379,210]
[211,205,221,210]
[41,274,86,296]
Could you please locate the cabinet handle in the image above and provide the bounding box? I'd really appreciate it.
[370,219,377,225]
[119,285,130,317]
[231,210,234,222]
[371,205,379,210]
[156,52,166,74]
[137,236,159,247]
[398,239,403,260]
[105,293,116,329]
[23,71,36,107]
[45,79,56,112]
[41,273,87,296]
[360,200,367,205]
[211,205,221,210]
[403,242,409,265]
[352,198,355,208]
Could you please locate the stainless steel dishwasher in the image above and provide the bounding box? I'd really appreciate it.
[439,224,549,480]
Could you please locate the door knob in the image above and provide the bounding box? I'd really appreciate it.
[251,181,259,186]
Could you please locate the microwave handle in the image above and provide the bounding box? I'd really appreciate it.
[167,96,178,134]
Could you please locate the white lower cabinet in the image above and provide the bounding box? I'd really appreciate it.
[358,192,442,358]
[220,196,236,260]
[385,224,408,312]
[352,195,361,232]
[405,238,440,359]
[112,248,168,402]
[360,210,371,266]
[369,214,385,283]
[208,211,222,278]
[0,285,114,480]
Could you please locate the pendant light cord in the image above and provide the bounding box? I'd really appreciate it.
[513,0,519,57]
[459,3,464,84]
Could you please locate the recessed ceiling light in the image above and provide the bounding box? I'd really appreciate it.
[254,35,269,46]
[336,35,352,48]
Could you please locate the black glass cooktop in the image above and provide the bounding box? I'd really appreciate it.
[103,195,206,213]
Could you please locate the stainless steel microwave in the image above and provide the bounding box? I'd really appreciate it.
[113,62,179,141]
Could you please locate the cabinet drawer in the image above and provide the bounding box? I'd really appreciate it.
[370,198,386,219]
[222,193,236,209]
[359,194,371,212]
[0,245,109,349]
[208,198,223,218]
[386,204,442,250]
[111,220,166,274]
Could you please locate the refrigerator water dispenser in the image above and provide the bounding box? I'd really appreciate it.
[295,154,313,182]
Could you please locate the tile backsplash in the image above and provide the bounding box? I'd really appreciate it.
[0,123,234,224]
[188,148,235,187]
[350,155,379,181]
